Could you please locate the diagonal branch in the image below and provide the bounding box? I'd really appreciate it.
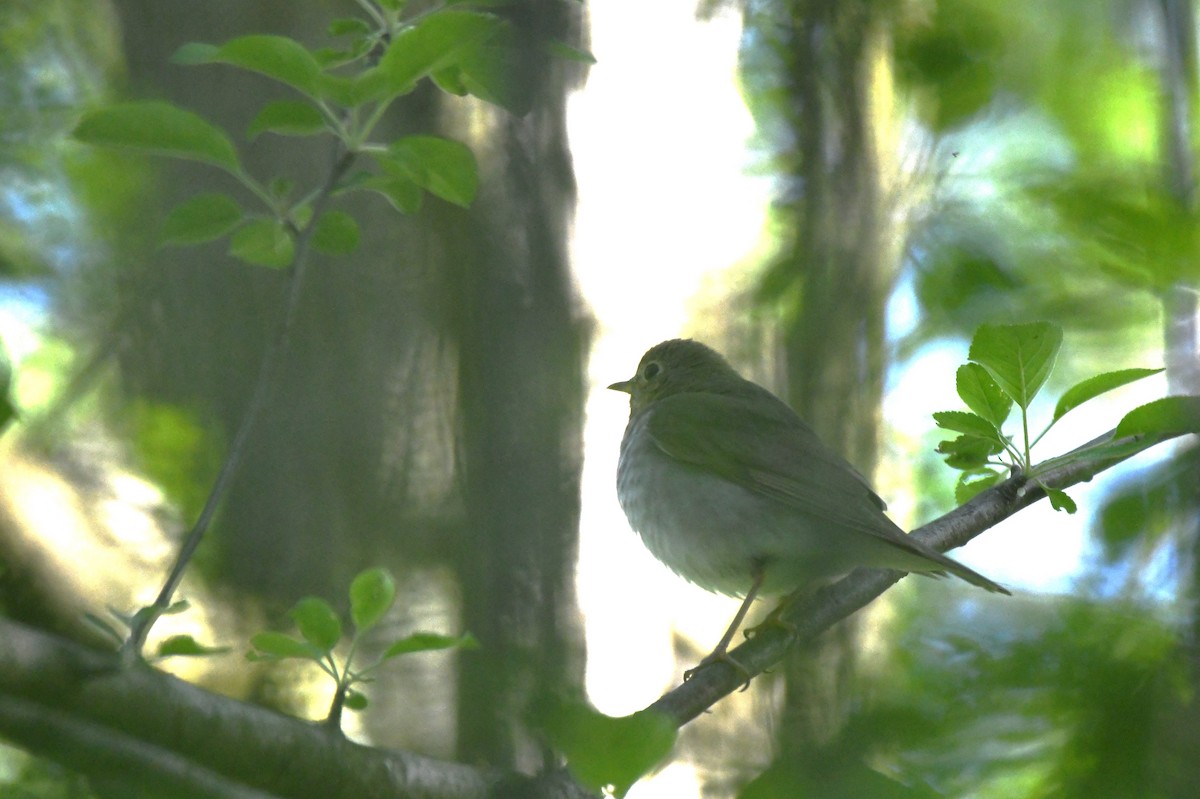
[649,428,1188,726]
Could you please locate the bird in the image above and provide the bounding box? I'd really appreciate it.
[610,338,1009,673]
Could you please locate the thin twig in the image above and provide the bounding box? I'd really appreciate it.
[126,148,358,658]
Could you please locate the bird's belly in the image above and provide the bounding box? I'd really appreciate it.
[616,433,828,597]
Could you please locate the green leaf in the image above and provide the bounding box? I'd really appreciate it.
[956,363,1013,426]
[452,24,530,114]
[162,193,243,245]
[1114,395,1200,438]
[382,631,479,660]
[248,631,324,661]
[290,597,343,653]
[72,101,241,173]
[383,136,478,207]
[312,211,361,255]
[538,700,677,797]
[1053,368,1165,423]
[430,66,470,96]
[932,410,1001,439]
[328,18,372,38]
[156,634,231,658]
[350,173,424,214]
[937,434,1003,470]
[173,35,323,98]
[352,11,502,103]
[247,100,327,140]
[229,218,294,268]
[545,41,597,64]
[1046,488,1078,514]
[349,568,396,632]
[162,599,192,615]
[968,322,1063,408]
[955,470,1005,504]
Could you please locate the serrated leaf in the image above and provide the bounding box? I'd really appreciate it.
[247,100,327,140]
[1114,395,1200,438]
[162,193,243,245]
[248,631,324,661]
[1053,368,1165,423]
[968,322,1063,409]
[956,363,1012,426]
[955,470,1005,504]
[1046,488,1078,513]
[312,211,361,254]
[350,568,396,632]
[382,136,478,207]
[173,35,323,98]
[156,634,231,658]
[382,631,479,660]
[290,597,342,652]
[932,410,1000,439]
[73,101,241,173]
[537,700,676,797]
[229,218,294,268]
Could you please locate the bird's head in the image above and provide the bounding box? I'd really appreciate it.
[609,338,742,415]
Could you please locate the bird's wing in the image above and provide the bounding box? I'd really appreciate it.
[644,388,1011,594]
[644,388,891,537]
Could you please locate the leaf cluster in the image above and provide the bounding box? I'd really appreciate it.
[69,3,592,268]
[934,322,1197,508]
[247,567,478,724]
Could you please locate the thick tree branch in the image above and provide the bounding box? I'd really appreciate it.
[0,618,594,798]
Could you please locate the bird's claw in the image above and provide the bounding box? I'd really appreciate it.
[684,649,753,691]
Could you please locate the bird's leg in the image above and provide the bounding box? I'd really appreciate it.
[683,563,766,689]
[744,585,802,640]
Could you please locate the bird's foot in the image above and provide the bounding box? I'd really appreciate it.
[684,648,753,691]
[743,598,799,641]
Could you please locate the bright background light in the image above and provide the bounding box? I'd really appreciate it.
[567,6,1171,797]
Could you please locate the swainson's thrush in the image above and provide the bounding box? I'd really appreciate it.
[610,339,1008,669]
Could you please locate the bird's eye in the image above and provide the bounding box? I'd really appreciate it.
[642,361,662,380]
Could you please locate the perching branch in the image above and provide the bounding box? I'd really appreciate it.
[649,427,1188,726]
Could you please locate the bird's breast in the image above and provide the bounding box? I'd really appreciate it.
[615,412,803,596]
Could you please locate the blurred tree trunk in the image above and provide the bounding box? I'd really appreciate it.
[102,0,589,770]
[446,2,589,770]
[756,0,898,761]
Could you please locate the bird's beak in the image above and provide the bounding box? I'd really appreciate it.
[608,378,634,393]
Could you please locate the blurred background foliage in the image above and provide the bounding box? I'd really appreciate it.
[0,0,1198,798]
